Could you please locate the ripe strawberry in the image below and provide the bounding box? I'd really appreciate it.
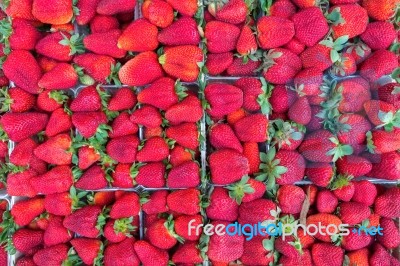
[337,77,371,113]
[169,145,193,167]
[374,187,400,218]
[167,188,201,215]
[338,201,371,225]
[72,111,107,138]
[84,29,126,58]
[213,0,247,24]
[331,175,355,201]
[261,48,302,84]
[4,0,35,20]
[269,85,297,113]
[241,143,259,174]
[63,205,103,238]
[146,217,179,249]
[349,180,377,207]
[288,97,312,125]
[45,108,72,137]
[32,0,72,24]
[205,52,234,76]
[111,164,133,188]
[33,244,68,265]
[378,83,400,109]
[274,235,302,259]
[233,113,268,142]
[44,192,72,216]
[117,18,158,52]
[104,218,135,243]
[136,137,169,162]
[364,100,397,127]
[3,50,42,94]
[104,238,140,265]
[227,108,247,125]
[367,130,400,154]
[336,113,371,146]
[137,77,181,110]
[209,123,243,153]
[205,21,240,53]
[92,191,115,206]
[1,112,48,142]
[241,236,274,265]
[36,32,83,62]
[300,42,332,71]
[158,17,200,46]
[347,248,370,266]
[142,190,168,215]
[331,52,357,77]
[305,162,334,187]
[90,15,119,33]
[360,50,398,82]
[142,0,174,28]
[167,160,200,188]
[172,241,203,264]
[119,51,164,86]
[360,21,396,50]
[166,0,198,16]
[291,0,318,8]
[38,63,78,90]
[234,25,257,58]
[207,187,239,222]
[328,4,368,39]
[205,83,243,118]
[9,138,37,166]
[277,185,306,214]
[106,135,139,163]
[293,68,324,97]
[33,134,72,165]
[284,37,306,55]
[107,88,136,111]
[307,106,324,131]
[73,53,117,84]
[36,90,68,112]
[134,240,168,266]
[109,112,138,138]
[209,149,249,185]
[7,169,37,197]
[166,123,199,151]
[110,192,140,219]
[44,215,72,247]
[75,165,108,190]
[256,16,295,49]
[71,238,102,265]
[75,0,101,25]
[268,0,296,18]
[311,243,342,265]
[97,0,137,15]
[377,218,400,249]
[11,197,45,227]
[336,155,372,178]
[316,189,338,213]
[228,56,261,76]
[340,229,373,251]
[165,95,203,125]
[77,145,100,170]
[307,214,342,242]
[30,165,73,194]
[0,87,36,113]
[159,45,203,82]
[362,0,398,21]
[5,18,41,51]
[130,105,162,128]
[13,228,43,253]
[238,198,277,225]
[370,243,400,266]
[134,162,166,188]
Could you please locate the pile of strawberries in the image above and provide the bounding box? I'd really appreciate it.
[0,0,399,265]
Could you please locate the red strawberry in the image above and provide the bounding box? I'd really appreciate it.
[109,112,138,138]
[300,42,333,71]
[378,83,400,109]
[233,113,268,142]
[104,238,140,265]
[338,201,371,225]
[30,165,73,194]
[293,67,323,96]
[374,187,400,218]
[284,37,306,54]
[241,236,274,265]
[158,17,200,46]
[39,63,78,91]
[337,76,371,113]
[106,135,139,163]
[167,160,200,188]
[166,0,198,16]
[361,21,396,50]
[305,162,334,187]
[136,137,169,162]
[5,0,35,20]
[268,0,296,19]
[7,169,37,197]
[130,105,162,128]
[234,77,269,113]
[242,142,260,174]
[43,215,72,247]
[6,18,41,51]
[238,198,277,225]
[75,0,101,25]
[77,146,100,170]
[1,112,48,142]
[360,50,398,83]
[33,244,68,265]
[367,130,400,154]
[33,134,72,165]
[172,241,203,264]
[362,0,398,20]
[45,108,72,137]
[104,218,135,243]
[134,162,166,188]
[377,218,400,249]
[336,113,371,147]
[90,15,119,33]
[209,149,249,185]
[165,95,203,125]
[213,0,247,24]
[209,123,243,153]
[44,192,72,216]
[307,214,343,242]
[32,0,72,24]
[119,51,164,86]
[167,188,201,215]
[256,16,295,49]
[73,53,117,84]
[110,192,140,219]
[84,29,126,58]
[13,228,44,253]
[72,86,102,112]
[166,123,199,151]
[72,111,107,138]
[75,165,108,190]
[205,83,243,118]
[370,243,400,266]
[288,97,312,125]
[97,0,137,15]
[63,205,103,238]
[205,52,234,76]
[328,4,368,39]
[269,85,297,113]
[35,32,83,62]
[133,240,168,266]
[261,48,302,84]
[146,217,179,249]
[37,88,69,113]
[277,185,306,214]
[142,0,174,28]
[0,87,36,113]
[170,145,193,167]
[3,50,42,94]
[11,197,45,227]
[9,138,38,166]
[142,190,169,215]
[205,21,240,53]
[108,87,136,111]
[117,18,158,52]
[71,238,102,265]
[336,155,372,177]
[137,77,181,110]
[207,187,239,222]
[312,243,344,266]
[316,189,338,213]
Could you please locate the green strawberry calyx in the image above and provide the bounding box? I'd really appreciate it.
[366,131,376,154]
[257,77,273,115]
[0,210,18,255]
[326,137,353,162]
[0,86,12,112]
[164,214,185,244]
[69,186,88,210]
[258,49,283,73]
[268,119,304,149]
[325,7,345,26]
[175,79,188,100]
[376,110,400,132]
[225,175,255,204]
[114,217,136,237]
[319,36,349,64]
[96,206,110,237]
[329,174,353,190]
[256,147,288,187]
[106,62,121,86]
[0,17,11,54]
[59,33,85,56]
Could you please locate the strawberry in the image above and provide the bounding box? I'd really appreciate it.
[165,95,203,125]
[364,100,397,127]
[292,7,329,47]
[30,165,73,194]
[4,0,35,20]
[205,52,234,76]
[331,175,355,201]
[142,0,174,28]
[336,76,371,113]
[259,147,306,185]
[205,83,243,118]
[269,85,297,113]
[166,123,199,151]
[205,21,240,53]
[291,0,317,8]
[146,217,179,249]
[268,0,296,18]
[7,169,37,197]
[312,243,344,266]
[172,241,203,264]
[207,220,244,262]
[227,108,247,125]
[96,0,136,15]
[350,180,377,207]
[209,149,249,185]
[360,49,398,83]
[362,0,398,21]
[111,164,134,188]
[261,48,302,84]
[227,57,261,76]
[300,42,333,71]
[328,4,368,39]
[234,77,270,113]
[107,88,136,111]
[109,112,138,138]
[84,29,126,58]
[360,21,396,50]
[238,198,277,225]
[136,137,169,162]
[0,87,36,113]
[336,113,371,147]
[77,146,100,170]
[119,51,164,86]
[377,218,400,249]
[305,162,334,187]
[274,235,302,259]
[347,248,370,266]
[288,97,312,125]
[293,67,324,96]
[209,123,243,153]
[166,0,198,16]
[241,236,274,265]
[72,111,107,138]
[73,53,117,84]
[279,249,313,266]
[241,142,260,174]
[9,138,38,166]
[106,135,139,163]
[33,244,68,265]
[339,229,373,251]
[44,215,72,247]
[35,32,84,62]
[104,238,140,265]
[71,238,102,265]
[345,39,371,64]
[13,228,44,253]
[213,0,247,24]
[33,134,72,165]
[331,52,357,77]
[173,214,202,241]
[270,119,305,150]
[167,188,201,215]
[159,45,203,82]
[90,15,119,33]
[11,197,45,227]
[284,37,306,55]
[378,83,400,109]
[63,205,103,238]
[233,113,268,142]
[316,189,338,213]
[277,185,306,214]
[256,16,295,49]
[38,63,78,90]
[298,130,353,163]
[207,187,239,222]
[306,214,342,242]
[45,108,72,137]
[142,190,168,215]
[134,240,168,266]
[32,0,72,24]
[236,25,258,58]
[370,243,400,266]
[75,0,101,25]
[130,105,162,128]
[167,160,200,188]
[2,50,42,94]
[4,18,41,51]
[44,192,72,216]
[117,18,158,52]
[104,218,135,243]
[110,192,140,219]
[92,191,115,206]
[367,130,400,154]
[374,187,400,218]
[158,17,200,46]
[336,155,372,177]
[75,165,108,190]
[1,112,48,142]
[170,145,193,167]
[338,201,371,225]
